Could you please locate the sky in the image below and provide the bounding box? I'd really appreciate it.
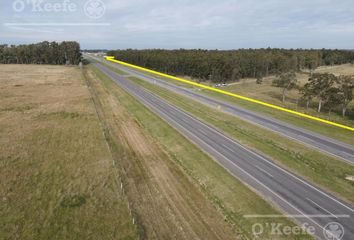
[1,0,354,50]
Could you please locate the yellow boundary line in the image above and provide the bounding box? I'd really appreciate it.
[106,56,354,132]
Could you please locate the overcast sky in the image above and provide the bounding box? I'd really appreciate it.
[1,0,354,49]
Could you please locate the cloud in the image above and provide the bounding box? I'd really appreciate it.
[0,0,354,49]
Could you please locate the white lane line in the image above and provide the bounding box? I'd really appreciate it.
[197,128,206,134]
[222,143,236,154]
[255,165,274,178]
[306,198,338,219]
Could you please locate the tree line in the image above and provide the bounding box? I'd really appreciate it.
[108,48,354,82]
[0,41,81,65]
[273,72,354,117]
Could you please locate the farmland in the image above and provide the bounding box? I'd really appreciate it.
[0,65,137,239]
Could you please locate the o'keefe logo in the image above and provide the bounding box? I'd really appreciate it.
[323,222,344,240]
[84,0,106,19]
[11,0,107,19]
[12,0,77,13]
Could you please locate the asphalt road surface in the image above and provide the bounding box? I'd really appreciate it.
[101,59,354,164]
[95,63,354,240]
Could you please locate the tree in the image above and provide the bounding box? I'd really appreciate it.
[106,49,354,83]
[0,41,81,65]
[337,75,354,116]
[307,73,337,112]
[300,83,316,109]
[272,72,298,102]
[324,87,342,118]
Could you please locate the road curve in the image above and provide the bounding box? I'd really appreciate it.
[101,59,354,164]
[95,63,354,240]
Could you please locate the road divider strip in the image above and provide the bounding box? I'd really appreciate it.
[106,56,354,132]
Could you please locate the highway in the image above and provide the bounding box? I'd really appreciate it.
[95,63,354,240]
[101,59,354,164]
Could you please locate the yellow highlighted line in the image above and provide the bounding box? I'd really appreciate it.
[106,56,354,132]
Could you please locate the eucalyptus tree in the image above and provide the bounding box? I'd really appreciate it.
[300,83,316,109]
[338,75,354,116]
[272,72,298,102]
[308,73,337,112]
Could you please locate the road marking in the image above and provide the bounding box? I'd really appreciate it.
[306,198,338,219]
[255,165,274,178]
[197,128,206,134]
[106,56,354,132]
[222,143,236,154]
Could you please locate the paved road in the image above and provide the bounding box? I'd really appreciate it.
[101,59,354,164]
[95,63,354,240]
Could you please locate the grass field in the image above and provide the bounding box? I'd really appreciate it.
[90,64,313,239]
[314,63,354,75]
[0,65,138,239]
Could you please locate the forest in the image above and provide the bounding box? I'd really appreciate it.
[109,48,354,117]
[0,41,81,65]
[108,48,354,82]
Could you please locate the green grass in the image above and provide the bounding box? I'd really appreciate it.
[203,89,354,144]
[126,75,354,204]
[91,65,313,239]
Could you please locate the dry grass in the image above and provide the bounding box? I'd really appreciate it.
[0,65,137,239]
[84,66,238,239]
[314,63,354,75]
[218,65,354,127]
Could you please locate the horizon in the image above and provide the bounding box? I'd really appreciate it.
[1,0,354,50]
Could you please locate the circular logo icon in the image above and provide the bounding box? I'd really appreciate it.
[323,222,344,240]
[84,0,106,19]
[13,0,25,12]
